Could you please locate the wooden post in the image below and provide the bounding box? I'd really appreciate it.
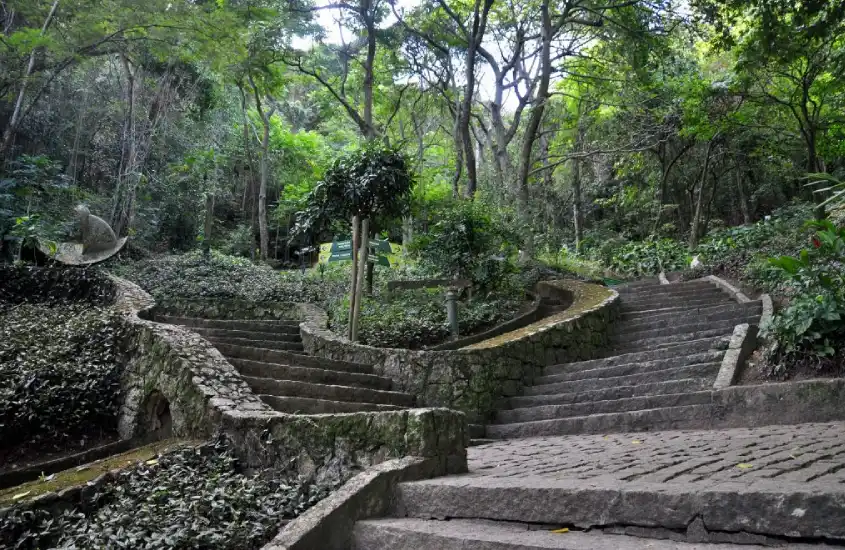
[351,217,369,342]
[348,215,360,340]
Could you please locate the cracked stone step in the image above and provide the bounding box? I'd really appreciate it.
[495,391,713,424]
[230,358,393,390]
[535,350,725,385]
[610,316,759,343]
[206,336,304,351]
[508,378,713,409]
[351,518,809,550]
[622,288,728,301]
[524,362,721,397]
[544,337,725,375]
[156,315,300,333]
[616,280,714,292]
[620,295,735,311]
[214,342,374,374]
[186,326,302,342]
[242,375,416,407]
[259,394,403,414]
[619,302,762,327]
[393,476,845,542]
[486,404,714,438]
[606,330,735,356]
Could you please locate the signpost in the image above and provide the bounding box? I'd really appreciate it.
[322,239,393,266]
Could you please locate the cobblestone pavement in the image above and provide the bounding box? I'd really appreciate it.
[469,422,845,486]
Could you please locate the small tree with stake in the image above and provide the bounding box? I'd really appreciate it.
[294,144,413,341]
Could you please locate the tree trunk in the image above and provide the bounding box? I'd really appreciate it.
[249,77,276,260]
[362,0,377,138]
[0,0,60,158]
[351,217,369,342]
[348,215,360,340]
[688,137,717,250]
[735,166,752,224]
[204,193,215,243]
[516,0,552,218]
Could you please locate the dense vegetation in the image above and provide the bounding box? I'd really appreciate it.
[1,2,843,366]
[1,438,344,550]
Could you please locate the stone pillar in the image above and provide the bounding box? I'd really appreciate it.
[445,289,459,338]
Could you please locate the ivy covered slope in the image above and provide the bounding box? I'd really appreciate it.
[0,266,125,462]
[2,438,343,550]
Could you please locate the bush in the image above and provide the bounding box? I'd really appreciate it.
[0,303,125,451]
[761,220,845,373]
[411,201,519,290]
[2,438,344,550]
[328,288,523,349]
[116,250,334,303]
[606,238,689,277]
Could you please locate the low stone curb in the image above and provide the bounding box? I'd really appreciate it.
[702,274,751,303]
[262,457,440,550]
[713,323,759,389]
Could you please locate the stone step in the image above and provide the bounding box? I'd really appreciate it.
[544,337,725,375]
[215,343,374,374]
[352,518,801,550]
[620,295,733,311]
[156,315,300,333]
[187,326,302,342]
[621,286,725,300]
[206,336,304,351]
[468,439,498,447]
[496,390,712,424]
[536,350,725,385]
[468,424,487,439]
[393,476,845,542]
[486,404,713,438]
[610,316,758,344]
[509,378,712,409]
[524,362,721,397]
[231,358,392,390]
[242,376,416,407]
[259,394,403,414]
[606,330,733,356]
[619,302,762,327]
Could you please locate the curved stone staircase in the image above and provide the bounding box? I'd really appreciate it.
[157,315,416,414]
[486,279,762,439]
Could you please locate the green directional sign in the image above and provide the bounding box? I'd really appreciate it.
[327,238,391,266]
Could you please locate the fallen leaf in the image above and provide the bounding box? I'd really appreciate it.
[550,528,570,534]
[42,474,56,482]
[12,491,31,500]
[737,463,754,469]
[631,440,642,445]
[146,459,159,466]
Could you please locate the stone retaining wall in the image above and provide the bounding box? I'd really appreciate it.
[299,280,619,423]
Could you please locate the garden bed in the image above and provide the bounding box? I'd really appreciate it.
[1,437,346,549]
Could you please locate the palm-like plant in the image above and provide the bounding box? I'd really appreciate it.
[805,173,845,211]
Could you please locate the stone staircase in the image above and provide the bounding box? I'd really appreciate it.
[157,315,416,414]
[485,279,762,439]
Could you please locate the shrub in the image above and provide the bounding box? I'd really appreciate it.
[0,303,125,451]
[761,220,845,373]
[411,201,519,290]
[328,288,523,349]
[606,238,689,277]
[2,438,344,550]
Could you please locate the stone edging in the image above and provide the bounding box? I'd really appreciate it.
[261,456,439,550]
[702,274,751,303]
[713,323,759,389]
[297,280,619,423]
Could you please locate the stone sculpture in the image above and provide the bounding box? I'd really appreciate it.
[38,205,127,265]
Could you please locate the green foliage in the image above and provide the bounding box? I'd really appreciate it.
[605,238,689,277]
[294,143,414,234]
[328,288,523,349]
[411,201,519,290]
[761,221,845,370]
[117,250,329,303]
[1,437,343,550]
[805,172,845,212]
[0,303,125,452]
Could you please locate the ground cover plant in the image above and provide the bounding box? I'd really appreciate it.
[1,438,345,550]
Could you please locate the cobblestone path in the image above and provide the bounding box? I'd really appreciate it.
[469,422,845,486]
